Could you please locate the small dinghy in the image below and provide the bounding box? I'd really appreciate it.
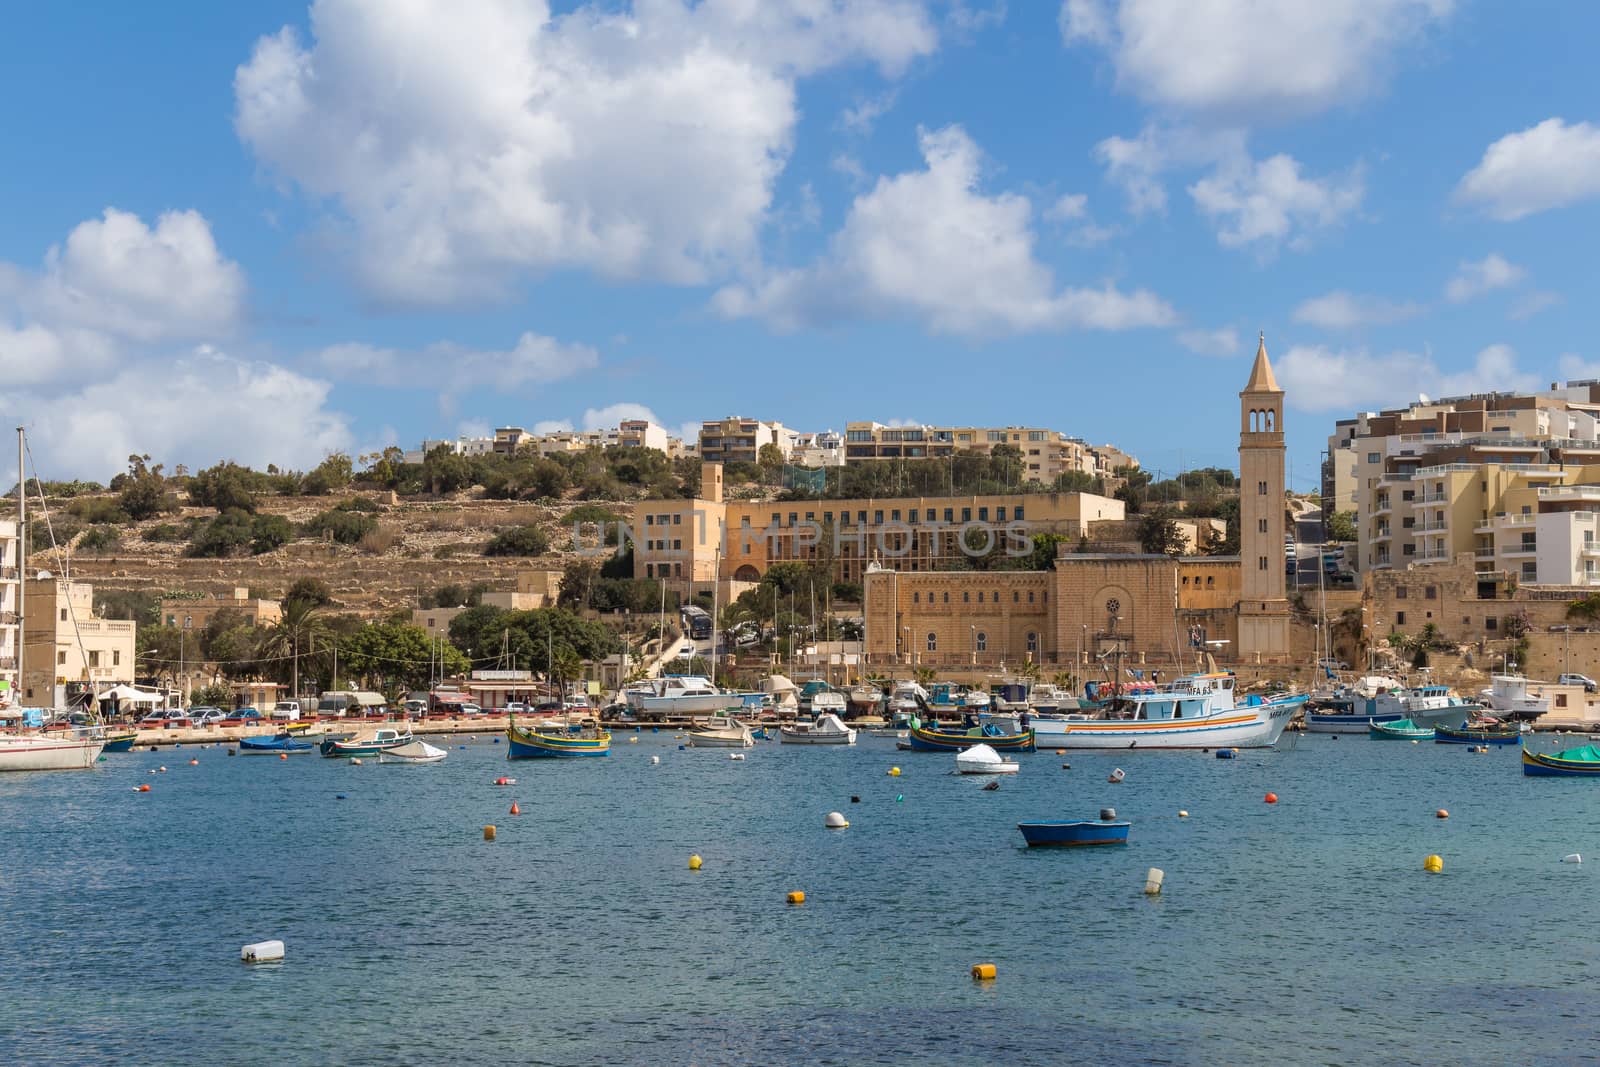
[954,743,1020,775]
[239,733,316,754]
[1018,811,1130,847]
[379,740,448,764]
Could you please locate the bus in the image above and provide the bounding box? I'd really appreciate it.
[681,606,712,641]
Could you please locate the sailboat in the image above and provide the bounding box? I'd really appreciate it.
[0,428,105,771]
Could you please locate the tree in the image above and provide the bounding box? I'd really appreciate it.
[189,461,260,513]
[257,592,329,699]
[422,445,474,495]
[484,525,550,557]
[1138,508,1187,557]
[78,526,120,554]
[1326,509,1357,543]
[118,454,173,520]
[302,508,377,545]
[757,442,785,473]
[286,578,333,608]
[340,621,466,692]
[301,453,354,495]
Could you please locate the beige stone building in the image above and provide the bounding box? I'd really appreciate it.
[0,520,16,703]
[21,579,135,706]
[698,416,794,465]
[412,569,564,638]
[841,422,1132,484]
[862,335,1294,670]
[160,587,282,632]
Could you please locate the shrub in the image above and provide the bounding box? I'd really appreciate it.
[484,525,550,557]
[301,453,354,496]
[141,523,186,543]
[337,495,381,513]
[250,514,293,554]
[302,509,378,545]
[188,511,292,558]
[78,526,121,554]
[67,497,131,524]
[188,462,261,513]
[358,526,399,554]
[118,476,175,520]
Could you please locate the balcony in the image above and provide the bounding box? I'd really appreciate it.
[1417,550,1452,562]
[1475,547,1497,558]
[1421,493,1448,503]
[1419,520,1449,532]
[1501,544,1537,557]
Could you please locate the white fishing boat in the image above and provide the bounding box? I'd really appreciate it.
[954,743,1019,775]
[625,675,738,719]
[1479,674,1550,723]
[846,683,884,715]
[687,714,753,748]
[889,680,928,716]
[779,712,857,745]
[1030,671,1305,750]
[378,740,449,764]
[0,429,105,772]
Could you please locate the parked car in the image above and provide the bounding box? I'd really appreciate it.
[402,699,428,716]
[1317,658,1351,671]
[230,707,262,720]
[460,703,484,717]
[187,707,226,727]
[270,701,302,721]
[1559,673,1598,693]
[139,709,191,727]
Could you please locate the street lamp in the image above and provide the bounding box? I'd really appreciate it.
[180,614,192,707]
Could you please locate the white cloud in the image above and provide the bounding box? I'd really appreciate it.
[948,1,1007,33]
[1176,327,1239,357]
[1444,253,1525,303]
[1559,354,1600,381]
[234,0,938,304]
[1292,290,1422,329]
[27,208,246,342]
[1093,123,1246,215]
[1509,291,1561,321]
[1045,193,1088,221]
[456,420,492,439]
[1189,153,1364,250]
[1276,342,1537,413]
[1060,0,1454,121]
[1456,118,1600,221]
[316,332,599,392]
[532,419,575,435]
[713,125,1175,337]
[18,349,351,480]
[839,89,898,135]
[581,402,659,430]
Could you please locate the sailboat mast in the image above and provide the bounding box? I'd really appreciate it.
[15,427,24,705]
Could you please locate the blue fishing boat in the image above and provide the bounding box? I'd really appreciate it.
[101,732,138,753]
[506,716,610,758]
[1017,819,1131,847]
[239,733,316,754]
[1522,743,1600,777]
[1435,723,1521,746]
[906,722,1034,752]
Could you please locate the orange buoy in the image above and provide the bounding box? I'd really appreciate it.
[138,784,151,792]
[189,759,199,766]
[1264,792,1279,804]
[510,801,521,815]
[1436,809,1449,819]
[279,752,288,760]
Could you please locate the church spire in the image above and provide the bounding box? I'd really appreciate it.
[1243,331,1280,393]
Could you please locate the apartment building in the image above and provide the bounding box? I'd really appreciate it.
[407,420,685,464]
[0,521,16,704]
[159,588,282,632]
[632,463,1125,590]
[20,579,135,707]
[790,430,846,467]
[698,417,795,465]
[841,422,1128,484]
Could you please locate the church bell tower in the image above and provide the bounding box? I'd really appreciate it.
[1237,333,1292,663]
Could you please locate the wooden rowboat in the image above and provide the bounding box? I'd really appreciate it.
[1369,718,1434,740]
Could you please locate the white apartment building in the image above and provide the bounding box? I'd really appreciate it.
[790,430,845,467]
[406,420,685,464]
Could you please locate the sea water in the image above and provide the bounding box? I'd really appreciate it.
[0,732,1594,1065]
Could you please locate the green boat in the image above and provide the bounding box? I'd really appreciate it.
[1369,717,1435,740]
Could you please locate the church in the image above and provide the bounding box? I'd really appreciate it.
[862,336,1294,671]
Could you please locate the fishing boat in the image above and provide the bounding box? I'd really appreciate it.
[954,743,1019,774]
[798,680,848,718]
[625,675,740,719]
[926,682,990,715]
[1522,743,1600,777]
[379,740,449,764]
[1368,718,1434,740]
[239,733,316,754]
[779,712,856,745]
[1308,679,1475,733]
[1480,675,1550,723]
[506,715,611,758]
[846,683,884,716]
[1029,671,1303,750]
[322,727,413,757]
[906,721,1035,752]
[1017,818,1130,847]
[315,732,357,755]
[888,680,929,717]
[101,732,138,753]
[686,714,753,748]
[1435,723,1522,746]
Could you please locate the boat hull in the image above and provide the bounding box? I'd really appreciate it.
[907,725,1035,752]
[324,733,412,757]
[1306,710,1404,734]
[1030,697,1302,750]
[686,731,752,748]
[1018,820,1130,847]
[506,726,611,758]
[1522,747,1600,777]
[0,735,105,771]
[628,693,738,716]
[101,732,138,753]
[1435,725,1521,745]
[239,736,316,753]
[778,731,855,744]
[1368,721,1434,740]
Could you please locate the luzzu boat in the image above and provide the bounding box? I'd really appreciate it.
[506,716,611,758]
[102,732,139,753]
[322,727,412,757]
[1029,671,1303,750]
[1435,723,1522,745]
[1369,718,1434,740]
[906,721,1035,752]
[1521,743,1600,777]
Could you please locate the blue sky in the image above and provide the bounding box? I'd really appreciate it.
[3,1,1599,489]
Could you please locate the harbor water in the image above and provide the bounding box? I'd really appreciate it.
[0,731,1595,1065]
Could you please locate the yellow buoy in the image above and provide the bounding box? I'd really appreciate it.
[483,825,496,841]
[786,890,806,905]
[1424,854,1443,873]
[888,767,901,777]
[971,963,997,980]
[689,854,703,870]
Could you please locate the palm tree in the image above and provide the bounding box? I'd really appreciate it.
[257,595,328,702]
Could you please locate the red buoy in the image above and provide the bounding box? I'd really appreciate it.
[138,784,151,793]
[1264,792,1279,804]
[510,801,521,815]
[279,752,288,760]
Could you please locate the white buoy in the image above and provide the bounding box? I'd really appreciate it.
[729,753,745,761]
[1143,867,1165,896]
[241,939,285,963]
[1563,853,1583,864]
[1108,767,1126,784]
[824,811,849,829]
[650,755,660,765]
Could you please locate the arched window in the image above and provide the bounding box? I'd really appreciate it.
[1026,632,1038,654]
[926,632,937,652]
[976,631,988,652]
[913,592,920,604]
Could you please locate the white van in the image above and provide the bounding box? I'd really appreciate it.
[270,701,303,721]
